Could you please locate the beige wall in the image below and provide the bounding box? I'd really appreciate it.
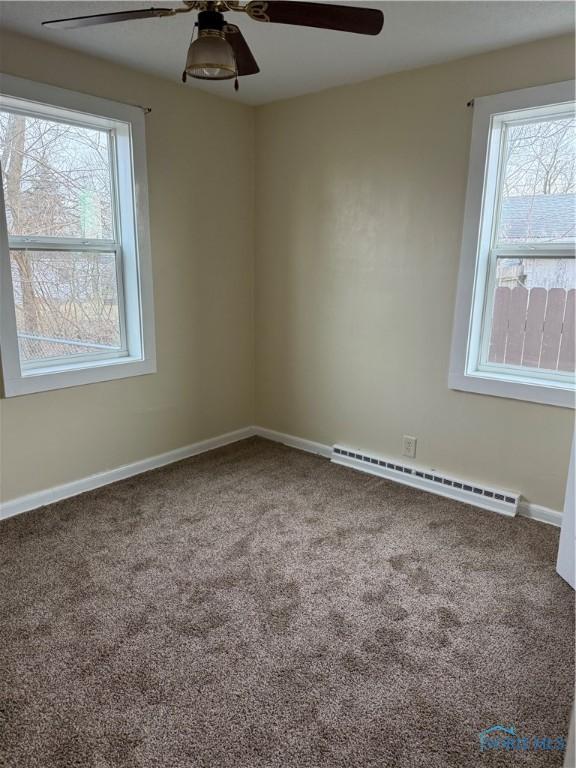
[255,34,575,511]
[1,31,574,511]
[0,30,255,502]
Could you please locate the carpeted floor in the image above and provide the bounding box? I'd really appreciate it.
[0,437,573,768]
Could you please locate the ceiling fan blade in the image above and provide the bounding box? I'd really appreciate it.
[42,7,176,30]
[245,1,383,35]
[224,25,260,76]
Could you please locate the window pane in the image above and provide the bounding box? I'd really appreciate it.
[10,250,123,366]
[497,116,575,245]
[486,258,575,372]
[0,111,114,239]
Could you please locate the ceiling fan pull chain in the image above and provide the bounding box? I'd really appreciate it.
[41,3,383,87]
[182,22,198,84]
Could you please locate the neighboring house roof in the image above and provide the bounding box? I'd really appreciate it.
[500,193,575,242]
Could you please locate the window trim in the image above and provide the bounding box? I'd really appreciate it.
[449,80,575,409]
[0,74,156,397]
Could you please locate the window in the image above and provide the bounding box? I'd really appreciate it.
[450,81,575,408]
[0,75,155,396]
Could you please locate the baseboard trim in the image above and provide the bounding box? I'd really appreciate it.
[253,426,332,458]
[518,501,562,528]
[256,428,562,527]
[0,427,255,522]
[1,424,562,529]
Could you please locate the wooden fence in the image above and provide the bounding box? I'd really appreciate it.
[488,287,575,371]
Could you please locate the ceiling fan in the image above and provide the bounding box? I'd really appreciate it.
[42,2,384,90]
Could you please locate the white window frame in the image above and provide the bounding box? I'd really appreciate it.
[449,80,575,409]
[0,74,156,397]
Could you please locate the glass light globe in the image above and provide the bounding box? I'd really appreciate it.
[186,31,236,80]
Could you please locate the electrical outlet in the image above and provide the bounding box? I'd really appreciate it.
[402,435,417,459]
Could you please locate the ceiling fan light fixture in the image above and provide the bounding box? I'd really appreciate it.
[186,29,236,81]
[43,2,384,87]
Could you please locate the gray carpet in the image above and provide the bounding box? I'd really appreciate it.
[0,437,573,767]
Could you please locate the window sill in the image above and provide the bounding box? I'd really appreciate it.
[448,370,575,408]
[2,355,156,398]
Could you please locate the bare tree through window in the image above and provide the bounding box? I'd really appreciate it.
[0,110,122,364]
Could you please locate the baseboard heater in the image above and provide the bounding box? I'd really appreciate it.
[332,445,520,517]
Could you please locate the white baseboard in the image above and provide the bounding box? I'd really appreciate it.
[0,424,562,529]
[518,501,562,528]
[256,428,562,527]
[0,426,255,522]
[253,426,332,458]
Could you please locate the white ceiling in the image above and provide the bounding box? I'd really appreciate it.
[0,1,573,105]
